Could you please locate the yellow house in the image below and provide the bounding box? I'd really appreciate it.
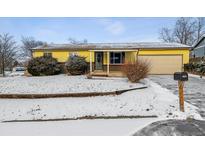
[32,42,190,76]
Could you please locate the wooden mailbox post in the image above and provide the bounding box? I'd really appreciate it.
[174,72,188,112]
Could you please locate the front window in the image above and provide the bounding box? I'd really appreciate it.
[110,52,125,64]
[69,52,78,58]
[44,52,52,57]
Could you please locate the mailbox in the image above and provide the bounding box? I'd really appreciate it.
[174,72,188,81]
[174,72,188,112]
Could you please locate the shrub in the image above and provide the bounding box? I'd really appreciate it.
[195,61,205,77]
[27,56,61,76]
[122,60,150,83]
[184,60,205,73]
[184,63,196,72]
[65,55,88,75]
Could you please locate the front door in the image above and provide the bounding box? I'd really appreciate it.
[95,52,103,70]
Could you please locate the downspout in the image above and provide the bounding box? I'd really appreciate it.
[136,49,139,62]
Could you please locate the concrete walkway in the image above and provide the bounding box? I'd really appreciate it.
[149,75,205,117]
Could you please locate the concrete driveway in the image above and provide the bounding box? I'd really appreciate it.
[149,75,205,118]
[134,119,205,136]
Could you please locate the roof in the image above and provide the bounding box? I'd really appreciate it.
[193,35,205,48]
[31,42,190,51]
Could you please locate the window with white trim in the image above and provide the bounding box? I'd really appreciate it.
[110,52,125,64]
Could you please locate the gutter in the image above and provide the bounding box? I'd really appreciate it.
[31,47,191,51]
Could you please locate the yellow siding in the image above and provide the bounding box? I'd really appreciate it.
[103,52,107,64]
[32,51,43,57]
[78,51,94,62]
[32,50,94,63]
[137,49,189,64]
[52,51,69,62]
[125,52,136,63]
[32,49,189,64]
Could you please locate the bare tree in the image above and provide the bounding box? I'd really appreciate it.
[68,37,88,44]
[0,33,18,76]
[159,17,205,46]
[159,27,174,42]
[21,36,45,57]
[195,17,205,41]
[173,17,196,45]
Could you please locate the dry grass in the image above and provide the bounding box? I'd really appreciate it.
[122,60,150,83]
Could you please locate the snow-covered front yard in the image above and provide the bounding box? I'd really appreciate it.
[0,75,202,135]
[0,75,144,94]
[0,76,201,122]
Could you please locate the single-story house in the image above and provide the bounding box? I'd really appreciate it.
[191,35,205,58]
[31,42,190,76]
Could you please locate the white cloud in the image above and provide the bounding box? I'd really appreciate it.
[98,18,125,35]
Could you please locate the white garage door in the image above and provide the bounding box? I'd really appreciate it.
[138,55,183,74]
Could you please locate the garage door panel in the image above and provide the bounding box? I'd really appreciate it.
[138,55,182,74]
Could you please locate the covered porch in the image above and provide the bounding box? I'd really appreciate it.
[89,50,137,77]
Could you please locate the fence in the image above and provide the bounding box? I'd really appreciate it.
[190,57,205,63]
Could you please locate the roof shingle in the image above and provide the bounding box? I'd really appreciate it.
[32,42,190,50]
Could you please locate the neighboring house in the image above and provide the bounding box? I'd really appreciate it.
[192,35,205,58]
[31,42,190,75]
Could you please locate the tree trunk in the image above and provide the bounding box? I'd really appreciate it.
[2,51,5,77]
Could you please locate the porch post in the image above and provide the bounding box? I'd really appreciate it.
[135,50,139,62]
[90,50,92,74]
[107,51,110,76]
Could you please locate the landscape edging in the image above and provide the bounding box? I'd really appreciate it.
[2,115,157,123]
[0,86,147,99]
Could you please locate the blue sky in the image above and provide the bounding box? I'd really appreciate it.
[0,17,177,44]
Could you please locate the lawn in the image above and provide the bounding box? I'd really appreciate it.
[0,75,144,94]
[0,75,201,122]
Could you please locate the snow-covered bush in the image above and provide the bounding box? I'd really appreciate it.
[184,60,205,77]
[65,55,88,75]
[122,60,150,83]
[195,61,205,77]
[27,56,61,76]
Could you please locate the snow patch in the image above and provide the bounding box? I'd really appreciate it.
[0,118,159,136]
[188,73,205,80]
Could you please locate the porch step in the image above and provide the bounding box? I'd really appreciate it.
[91,71,125,77]
[91,73,108,77]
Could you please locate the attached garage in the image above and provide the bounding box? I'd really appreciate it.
[138,55,183,74]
